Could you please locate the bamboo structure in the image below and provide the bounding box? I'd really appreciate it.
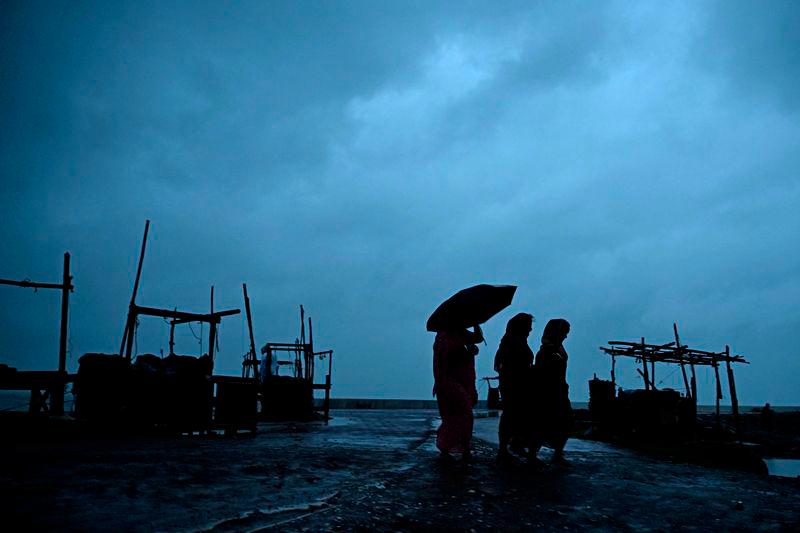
[0,252,74,415]
[259,305,334,421]
[599,324,749,427]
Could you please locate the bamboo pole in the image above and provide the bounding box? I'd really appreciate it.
[610,354,616,385]
[53,252,71,416]
[641,337,650,390]
[651,359,656,390]
[208,286,215,366]
[713,362,722,427]
[673,323,691,399]
[725,345,740,434]
[307,317,314,380]
[120,220,150,355]
[242,283,258,381]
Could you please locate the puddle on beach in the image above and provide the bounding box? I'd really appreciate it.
[471,416,628,455]
[764,459,800,478]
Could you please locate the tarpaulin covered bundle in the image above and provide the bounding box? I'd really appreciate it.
[162,354,212,428]
[261,375,313,421]
[616,388,689,439]
[588,377,616,430]
[131,354,164,423]
[75,353,133,421]
[215,380,258,427]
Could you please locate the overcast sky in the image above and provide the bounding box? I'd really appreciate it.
[2,1,798,405]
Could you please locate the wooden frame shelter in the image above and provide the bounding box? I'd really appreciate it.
[0,252,74,415]
[251,304,334,421]
[599,323,749,428]
[118,221,240,364]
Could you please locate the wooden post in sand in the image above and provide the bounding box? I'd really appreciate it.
[673,323,691,399]
[650,359,656,390]
[610,354,616,386]
[120,220,150,357]
[725,345,740,435]
[713,361,723,427]
[640,338,650,390]
[52,252,72,416]
[242,283,259,382]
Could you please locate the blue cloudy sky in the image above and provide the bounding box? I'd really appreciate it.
[1,1,798,405]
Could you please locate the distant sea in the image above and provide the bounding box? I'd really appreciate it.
[2,390,797,414]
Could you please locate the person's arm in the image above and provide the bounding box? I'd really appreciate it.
[460,325,483,345]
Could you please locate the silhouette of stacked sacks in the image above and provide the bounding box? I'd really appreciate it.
[588,377,616,435]
[261,375,313,421]
[133,353,213,429]
[76,353,212,429]
[75,353,133,422]
[616,388,686,440]
[215,379,258,428]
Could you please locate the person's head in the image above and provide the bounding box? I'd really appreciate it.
[541,318,570,345]
[505,313,534,338]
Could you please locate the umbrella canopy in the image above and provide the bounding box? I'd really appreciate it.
[426,284,517,332]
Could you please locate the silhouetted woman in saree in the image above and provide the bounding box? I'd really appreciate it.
[433,326,483,460]
[530,318,573,464]
[493,313,534,461]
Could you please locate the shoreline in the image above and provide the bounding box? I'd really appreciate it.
[3,389,799,413]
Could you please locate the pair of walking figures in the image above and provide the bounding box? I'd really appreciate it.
[495,314,573,465]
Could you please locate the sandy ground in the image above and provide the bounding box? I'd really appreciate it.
[1,410,798,531]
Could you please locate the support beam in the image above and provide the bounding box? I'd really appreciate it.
[0,279,73,290]
[610,354,616,386]
[243,283,258,382]
[132,304,239,323]
[53,252,71,415]
[713,362,723,427]
[640,337,650,390]
[725,345,740,435]
[673,323,691,399]
[650,359,656,390]
[120,220,150,355]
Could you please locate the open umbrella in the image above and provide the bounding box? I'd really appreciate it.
[426,284,517,332]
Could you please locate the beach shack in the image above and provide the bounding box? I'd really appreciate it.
[591,323,749,439]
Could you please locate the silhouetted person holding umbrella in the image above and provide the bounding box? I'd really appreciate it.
[530,318,573,465]
[494,313,535,462]
[427,284,517,461]
[433,326,483,461]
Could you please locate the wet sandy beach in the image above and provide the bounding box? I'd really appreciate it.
[2,410,798,531]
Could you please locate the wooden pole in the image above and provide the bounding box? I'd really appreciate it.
[307,317,314,380]
[208,325,216,363]
[651,359,656,390]
[208,286,215,366]
[324,374,331,423]
[611,355,616,385]
[673,323,691,399]
[124,314,136,360]
[324,351,333,423]
[725,345,740,434]
[300,304,305,345]
[713,361,722,427]
[120,220,150,355]
[169,314,176,356]
[53,252,71,416]
[242,283,258,382]
[641,337,650,390]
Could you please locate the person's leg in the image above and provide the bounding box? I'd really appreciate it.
[461,408,474,462]
[550,433,569,465]
[498,410,513,460]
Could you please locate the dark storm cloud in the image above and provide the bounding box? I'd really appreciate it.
[1,1,798,405]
